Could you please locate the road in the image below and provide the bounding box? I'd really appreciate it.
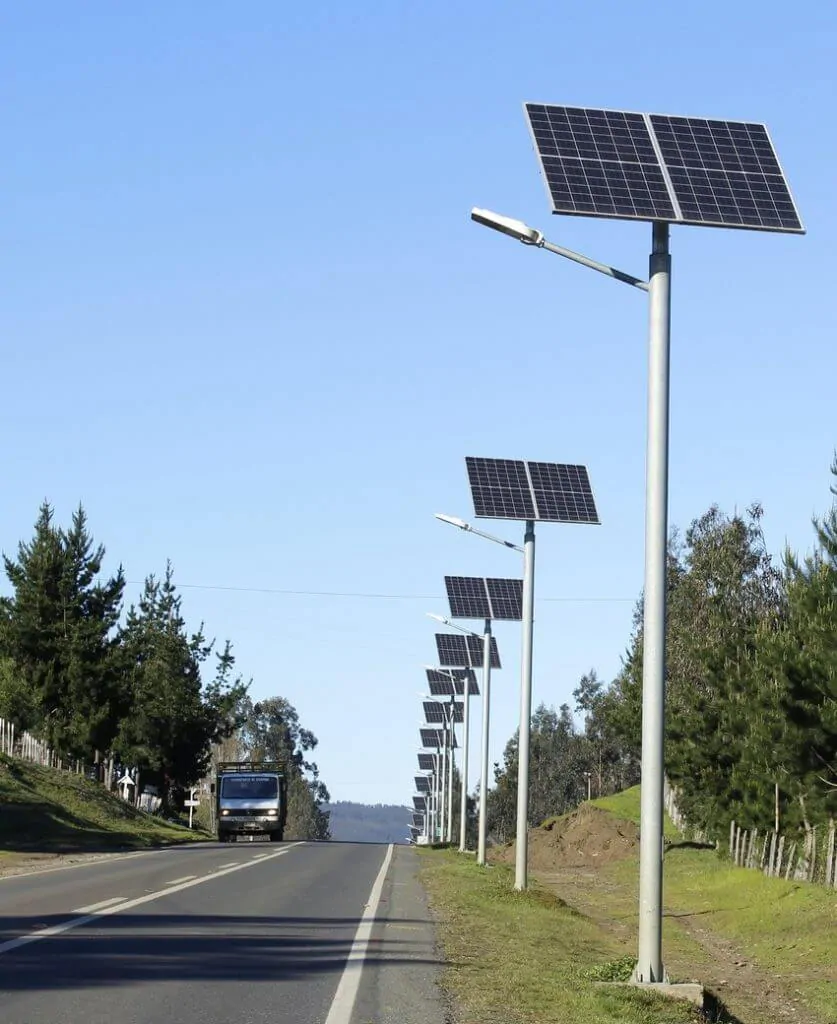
[0,840,444,1024]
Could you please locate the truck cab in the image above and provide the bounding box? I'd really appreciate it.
[214,761,288,842]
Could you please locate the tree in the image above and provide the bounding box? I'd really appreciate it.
[0,502,125,755]
[116,563,247,804]
[239,696,331,840]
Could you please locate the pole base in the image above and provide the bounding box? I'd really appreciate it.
[596,980,703,1008]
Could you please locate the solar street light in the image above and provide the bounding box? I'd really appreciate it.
[430,627,501,854]
[441,465,599,888]
[440,574,525,865]
[472,102,804,985]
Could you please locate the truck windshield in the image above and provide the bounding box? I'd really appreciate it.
[221,776,278,800]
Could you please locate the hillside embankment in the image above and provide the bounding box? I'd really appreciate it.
[0,754,206,877]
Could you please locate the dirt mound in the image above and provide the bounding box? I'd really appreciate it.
[494,804,638,871]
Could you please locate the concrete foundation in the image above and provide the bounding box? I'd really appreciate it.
[596,980,704,1008]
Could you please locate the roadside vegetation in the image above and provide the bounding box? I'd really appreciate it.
[486,454,837,863]
[421,787,837,1023]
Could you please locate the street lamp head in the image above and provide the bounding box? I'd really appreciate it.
[426,612,447,624]
[434,512,470,531]
[470,207,543,246]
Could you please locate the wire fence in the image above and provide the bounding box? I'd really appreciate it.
[665,775,837,890]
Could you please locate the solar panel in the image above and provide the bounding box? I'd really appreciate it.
[423,701,464,725]
[465,457,599,524]
[413,795,427,811]
[524,104,804,234]
[418,753,434,771]
[412,813,424,828]
[435,633,501,670]
[486,578,524,620]
[426,667,479,696]
[421,727,457,749]
[444,575,524,621]
[415,776,431,794]
[649,115,802,233]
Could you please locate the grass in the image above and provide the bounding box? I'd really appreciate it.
[593,785,680,839]
[419,786,837,1023]
[0,753,208,856]
[591,784,837,1020]
[418,850,703,1024]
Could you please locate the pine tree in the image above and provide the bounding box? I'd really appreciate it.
[0,502,125,755]
[116,563,246,804]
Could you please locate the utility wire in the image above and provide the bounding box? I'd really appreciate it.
[123,580,634,603]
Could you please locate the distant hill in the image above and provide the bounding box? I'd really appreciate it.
[325,801,412,844]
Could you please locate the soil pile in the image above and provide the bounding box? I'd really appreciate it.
[494,804,639,871]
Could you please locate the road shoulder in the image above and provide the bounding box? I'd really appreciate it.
[351,845,450,1024]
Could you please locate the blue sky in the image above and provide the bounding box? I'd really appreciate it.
[2,3,835,807]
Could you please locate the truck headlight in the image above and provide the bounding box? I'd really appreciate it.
[221,809,230,816]
[266,809,278,817]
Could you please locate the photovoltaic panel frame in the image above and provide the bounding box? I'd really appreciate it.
[444,575,523,621]
[426,667,479,696]
[423,701,464,725]
[435,633,501,669]
[415,775,431,794]
[412,813,424,828]
[418,753,434,771]
[413,795,427,811]
[524,103,804,234]
[465,457,599,524]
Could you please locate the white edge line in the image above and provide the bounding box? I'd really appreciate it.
[324,843,394,1024]
[72,896,126,914]
[165,875,197,885]
[0,843,304,957]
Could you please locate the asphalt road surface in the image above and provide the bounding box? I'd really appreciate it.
[0,840,445,1024]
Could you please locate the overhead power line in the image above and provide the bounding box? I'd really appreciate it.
[123,580,634,603]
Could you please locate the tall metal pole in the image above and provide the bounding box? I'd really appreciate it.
[434,753,442,842]
[446,707,455,843]
[459,671,471,852]
[439,742,446,843]
[477,618,492,866]
[428,769,436,842]
[514,521,536,891]
[636,221,672,984]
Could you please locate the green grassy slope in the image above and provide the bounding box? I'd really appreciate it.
[0,754,207,854]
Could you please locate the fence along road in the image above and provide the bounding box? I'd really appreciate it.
[0,840,444,1024]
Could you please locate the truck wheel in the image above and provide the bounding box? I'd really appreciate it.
[269,831,283,842]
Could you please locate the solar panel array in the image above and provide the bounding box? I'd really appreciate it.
[524,104,804,234]
[418,753,434,771]
[445,575,524,621]
[415,775,431,793]
[466,457,599,524]
[426,667,479,696]
[436,632,501,669]
[423,700,465,725]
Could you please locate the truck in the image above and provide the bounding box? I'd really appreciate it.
[213,761,288,843]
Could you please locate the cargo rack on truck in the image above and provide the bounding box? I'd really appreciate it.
[216,761,287,773]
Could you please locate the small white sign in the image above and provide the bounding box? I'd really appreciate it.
[184,799,200,807]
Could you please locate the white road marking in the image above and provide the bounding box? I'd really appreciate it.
[0,843,303,957]
[165,875,196,885]
[324,844,394,1024]
[71,897,126,914]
